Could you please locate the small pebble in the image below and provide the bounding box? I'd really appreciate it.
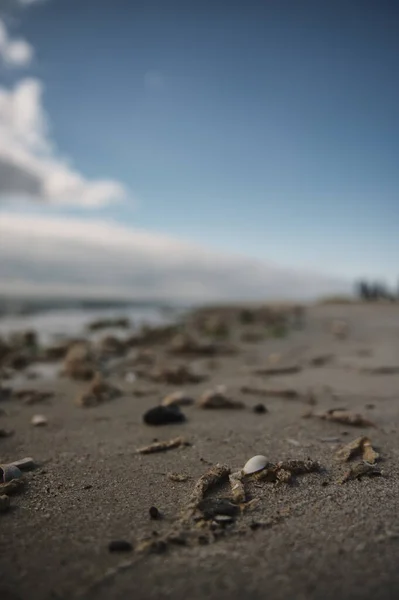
[31,415,48,427]
[149,506,161,520]
[108,540,133,553]
[0,494,10,513]
[143,405,186,426]
[253,403,267,414]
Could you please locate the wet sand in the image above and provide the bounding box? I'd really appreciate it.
[1,303,399,600]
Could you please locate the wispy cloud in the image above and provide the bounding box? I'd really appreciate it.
[0,213,351,301]
[0,19,33,67]
[0,13,128,208]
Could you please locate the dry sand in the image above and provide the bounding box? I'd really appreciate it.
[1,303,399,600]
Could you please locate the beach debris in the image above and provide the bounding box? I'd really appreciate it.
[339,461,382,484]
[314,408,376,428]
[0,494,10,513]
[243,455,268,475]
[161,391,195,407]
[253,364,301,376]
[62,342,96,381]
[309,354,334,367]
[97,335,126,357]
[167,472,190,482]
[137,436,189,454]
[253,458,321,483]
[143,405,186,426]
[229,471,246,503]
[108,540,133,553]
[0,428,14,438]
[12,389,54,405]
[149,506,161,520]
[196,497,239,520]
[150,364,206,385]
[0,464,23,483]
[253,403,268,414]
[197,388,245,409]
[331,320,349,339]
[75,373,122,408]
[8,457,35,471]
[185,463,230,518]
[335,436,379,463]
[31,414,48,427]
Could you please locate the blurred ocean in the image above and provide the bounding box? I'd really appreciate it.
[0,299,187,344]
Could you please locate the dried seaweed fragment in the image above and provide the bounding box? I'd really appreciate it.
[229,470,246,503]
[137,437,189,454]
[183,463,230,520]
[241,385,299,399]
[335,436,379,463]
[316,409,376,428]
[167,472,190,482]
[340,462,382,483]
[276,458,321,475]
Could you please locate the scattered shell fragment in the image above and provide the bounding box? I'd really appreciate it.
[340,462,382,483]
[137,436,189,454]
[316,409,376,428]
[0,494,10,513]
[31,414,48,427]
[161,391,194,407]
[242,455,268,475]
[167,472,190,482]
[229,471,246,503]
[0,464,23,483]
[362,439,380,464]
[197,390,244,409]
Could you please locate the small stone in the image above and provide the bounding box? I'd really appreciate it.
[0,494,10,513]
[149,506,161,520]
[253,403,267,414]
[108,540,133,553]
[31,414,48,427]
[143,405,186,426]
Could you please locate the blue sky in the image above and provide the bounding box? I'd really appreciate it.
[0,0,398,299]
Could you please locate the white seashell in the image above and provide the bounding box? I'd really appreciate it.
[31,414,48,427]
[242,455,268,475]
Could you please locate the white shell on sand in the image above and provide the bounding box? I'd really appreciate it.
[242,455,268,475]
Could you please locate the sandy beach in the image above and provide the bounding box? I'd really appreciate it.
[1,302,399,600]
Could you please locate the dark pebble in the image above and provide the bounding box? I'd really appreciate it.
[253,403,268,414]
[108,540,133,553]
[143,405,185,426]
[149,506,161,520]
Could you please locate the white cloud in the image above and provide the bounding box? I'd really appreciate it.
[0,19,34,67]
[0,78,128,207]
[0,213,351,301]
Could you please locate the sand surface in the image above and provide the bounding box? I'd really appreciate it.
[1,303,399,600]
